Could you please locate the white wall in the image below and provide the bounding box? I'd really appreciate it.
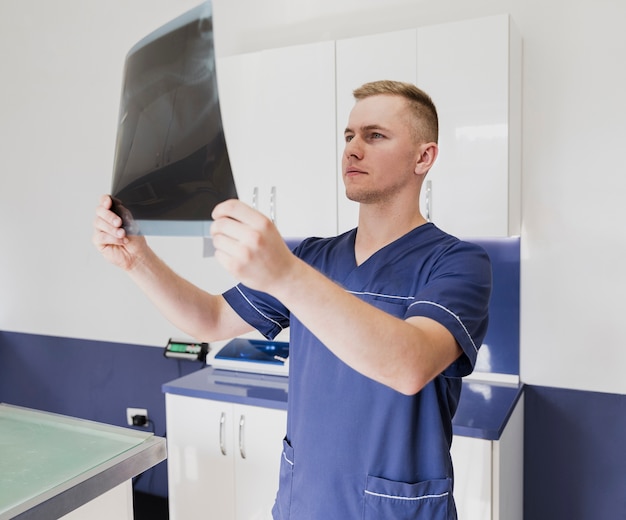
[0,0,236,347]
[1,0,625,395]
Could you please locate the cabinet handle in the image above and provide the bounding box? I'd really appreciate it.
[252,187,259,210]
[219,412,227,456]
[238,414,246,459]
[269,186,276,223]
[425,180,432,222]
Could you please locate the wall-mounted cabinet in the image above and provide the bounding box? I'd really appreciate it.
[217,41,337,238]
[417,15,522,237]
[218,15,520,238]
[336,15,521,236]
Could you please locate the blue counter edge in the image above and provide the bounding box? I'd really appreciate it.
[163,367,523,440]
[452,383,524,441]
[162,367,288,411]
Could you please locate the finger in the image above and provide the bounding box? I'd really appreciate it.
[212,234,249,268]
[95,206,121,227]
[211,199,239,220]
[211,217,259,258]
[94,208,127,245]
[95,196,125,228]
[92,229,125,250]
[212,199,264,228]
[92,213,128,240]
[100,194,113,209]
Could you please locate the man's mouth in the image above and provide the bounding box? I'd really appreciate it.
[345,167,367,177]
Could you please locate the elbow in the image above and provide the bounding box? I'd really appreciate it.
[393,376,429,396]
[381,369,430,396]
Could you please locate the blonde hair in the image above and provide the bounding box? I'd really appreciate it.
[353,80,438,143]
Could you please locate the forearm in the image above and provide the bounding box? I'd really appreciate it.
[127,247,250,342]
[272,258,460,395]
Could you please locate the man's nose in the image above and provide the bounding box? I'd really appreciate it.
[344,137,362,159]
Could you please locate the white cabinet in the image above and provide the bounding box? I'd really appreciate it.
[417,15,522,237]
[166,393,286,520]
[217,16,520,238]
[60,483,132,520]
[451,394,524,520]
[335,15,521,237]
[217,41,337,238]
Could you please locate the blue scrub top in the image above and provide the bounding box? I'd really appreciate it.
[223,223,491,520]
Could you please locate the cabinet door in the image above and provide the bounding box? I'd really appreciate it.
[166,394,235,520]
[60,482,133,520]
[417,15,521,237]
[233,404,287,520]
[217,41,337,238]
[451,435,492,520]
[335,29,418,234]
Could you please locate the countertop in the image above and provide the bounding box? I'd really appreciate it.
[163,367,523,440]
[163,366,289,411]
[0,404,166,520]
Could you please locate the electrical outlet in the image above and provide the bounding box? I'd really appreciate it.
[126,407,148,427]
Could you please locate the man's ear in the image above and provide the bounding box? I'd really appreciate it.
[415,142,438,175]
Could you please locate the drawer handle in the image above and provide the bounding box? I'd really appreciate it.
[219,412,227,456]
[252,187,259,210]
[425,180,432,222]
[269,186,276,223]
[239,415,246,459]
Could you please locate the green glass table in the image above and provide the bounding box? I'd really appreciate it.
[0,403,166,519]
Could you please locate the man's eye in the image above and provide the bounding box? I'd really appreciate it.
[371,132,383,139]
[345,135,354,142]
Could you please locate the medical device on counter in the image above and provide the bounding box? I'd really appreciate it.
[210,338,289,376]
[164,338,209,362]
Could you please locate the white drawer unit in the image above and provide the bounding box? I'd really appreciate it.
[165,381,287,520]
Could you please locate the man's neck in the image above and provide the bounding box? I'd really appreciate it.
[354,207,427,266]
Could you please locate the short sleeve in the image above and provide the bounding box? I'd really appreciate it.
[222,284,290,340]
[406,241,492,377]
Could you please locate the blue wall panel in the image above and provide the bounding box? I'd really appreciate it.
[3,329,625,517]
[469,236,520,375]
[524,385,626,520]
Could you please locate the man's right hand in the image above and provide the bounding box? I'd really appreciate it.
[92,194,148,271]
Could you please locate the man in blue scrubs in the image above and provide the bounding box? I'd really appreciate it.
[94,80,491,519]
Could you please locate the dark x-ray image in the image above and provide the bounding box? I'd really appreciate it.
[110,1,237,236]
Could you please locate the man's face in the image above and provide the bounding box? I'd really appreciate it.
[342,94,422,205]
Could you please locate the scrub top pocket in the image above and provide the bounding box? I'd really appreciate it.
[362,475,455,520]
[272,438,294,520]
